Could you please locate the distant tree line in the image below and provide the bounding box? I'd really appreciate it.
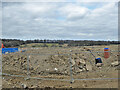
[68,40,119,46]
[1,39,25,47]
[1,39,120,47]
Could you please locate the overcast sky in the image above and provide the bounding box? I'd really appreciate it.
[2,1,118,41]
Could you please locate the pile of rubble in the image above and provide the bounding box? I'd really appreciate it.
[2,52,93,75]
[2,49,119,76]
[2,53,34,74]
[41,53,93,75]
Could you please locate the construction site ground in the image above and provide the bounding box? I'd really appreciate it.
[1,45,119,88]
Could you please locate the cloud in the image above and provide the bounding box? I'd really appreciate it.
[59,3,90,20]
[76,0,119,2]
[2,2,118,41]
[3,0,67,2]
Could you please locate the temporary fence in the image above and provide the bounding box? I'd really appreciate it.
[1,48,120,84]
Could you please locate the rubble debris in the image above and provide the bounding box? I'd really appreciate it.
[2,45,119,88]
[2,46,118,77]
[86,64,92,71]
[21,84,28,89]
[111,61,119,67]
[96,63,103,67]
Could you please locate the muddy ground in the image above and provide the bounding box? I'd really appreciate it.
[1,45,119,88]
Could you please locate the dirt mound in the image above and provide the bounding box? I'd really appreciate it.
[3,53,33,74]
[2,50,119,76]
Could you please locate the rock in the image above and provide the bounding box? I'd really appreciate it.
[70,79,75,83]
[82,57,87,60]
[46,69,50,72]
[111,61,119,67]
[86,64,92,71]
[9,79,12,82]
[96,63,103,67]
[83,84,87,87]
[14,58,19,60]
[85,48,91,51]
[32,85,39,88]
[76,59,80,65]
[54,68,58,71]
[71,59,75,66]
[79,69,83,72]
[76,59,86,65]
[5,52,9,54]
[79,65,84,69]
[80,59,86,65]
[15,61,18,63]
[64,71,68,74]
[8,82,11,85]
[62,62,65,65]
[21,84,28,89]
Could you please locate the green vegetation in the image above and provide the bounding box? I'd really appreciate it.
[19,43,64,48]
[1,39,120,48]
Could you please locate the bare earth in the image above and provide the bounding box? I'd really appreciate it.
[2,45,119,88]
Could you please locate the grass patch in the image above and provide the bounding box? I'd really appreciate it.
[19,43,67,48]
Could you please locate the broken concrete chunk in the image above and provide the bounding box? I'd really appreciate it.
[71,59,75,66]
[86,65,92,71]
[111,61,119,67]
[96,63,103,67]
[80,59,86,65]
[21,84,28,89]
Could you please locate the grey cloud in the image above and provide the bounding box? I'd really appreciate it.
[2,2,118,41]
